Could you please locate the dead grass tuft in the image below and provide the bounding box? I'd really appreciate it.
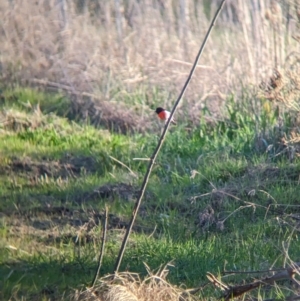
[70,93,153,134]
[258,53,300,159]
[260,59,300,108]
[0,105,44,132]
[73,264,198,301]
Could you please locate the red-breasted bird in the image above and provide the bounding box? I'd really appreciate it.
[155,107,176,125]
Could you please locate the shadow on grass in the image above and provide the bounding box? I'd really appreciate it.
[0,237,219,300]
[0,255,113,300]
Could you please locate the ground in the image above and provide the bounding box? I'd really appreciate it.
[0,87,300,300]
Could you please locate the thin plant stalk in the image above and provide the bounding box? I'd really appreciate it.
[91,206,109,287]
[113,0,227,274]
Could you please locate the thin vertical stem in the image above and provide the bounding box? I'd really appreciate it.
[113,0,227,275]
[91,206,109,287]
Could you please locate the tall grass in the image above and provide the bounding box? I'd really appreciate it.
[0,0,299,120]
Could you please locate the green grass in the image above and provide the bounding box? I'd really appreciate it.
[0,87,299,300]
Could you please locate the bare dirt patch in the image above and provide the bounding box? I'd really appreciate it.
[3,204,150,247]
[84,183,140,203]
[1,182,152,244]
[0,154,98,180]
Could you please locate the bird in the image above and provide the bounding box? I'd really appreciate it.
[155,107,176,125]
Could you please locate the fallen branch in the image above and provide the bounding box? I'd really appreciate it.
[207,261,300,300]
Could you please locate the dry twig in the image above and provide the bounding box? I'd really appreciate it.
[207,261,300,300]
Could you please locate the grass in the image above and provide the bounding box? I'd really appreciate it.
[0,86,299,300]
[0,1,299,299]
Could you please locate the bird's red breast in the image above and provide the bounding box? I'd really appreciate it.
[155,107,176,125]
[158,110,169,121]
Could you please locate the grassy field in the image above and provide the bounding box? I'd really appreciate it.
[0,1,300,300]
[0,86,299,300]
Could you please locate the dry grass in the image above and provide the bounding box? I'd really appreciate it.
[0,105,44,132]
[259,61,300,157]
[73,263,199,301]
[0,0,299,128]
